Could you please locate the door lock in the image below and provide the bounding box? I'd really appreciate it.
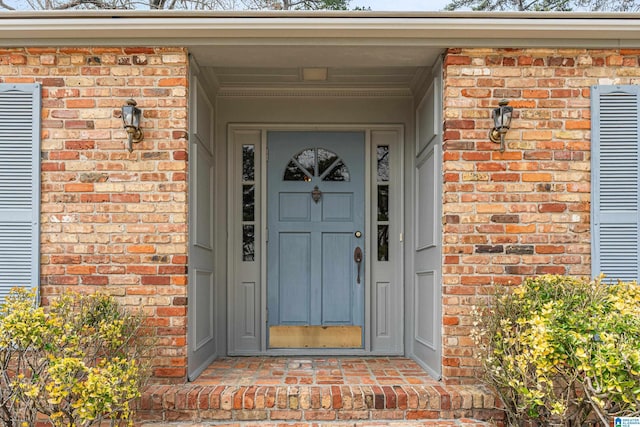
[354,231,362,238]
[354,246,363,284]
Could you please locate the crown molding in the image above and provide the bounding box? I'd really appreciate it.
[217,86,413,98]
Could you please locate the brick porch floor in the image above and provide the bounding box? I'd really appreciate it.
[138,357,501,426]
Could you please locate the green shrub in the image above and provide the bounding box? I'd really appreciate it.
[473,275,640,426]
[0,288,151,427]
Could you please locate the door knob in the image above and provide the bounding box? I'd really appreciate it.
[354,246,363,284]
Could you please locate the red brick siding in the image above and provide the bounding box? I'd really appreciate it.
[0,47,189,383]
[3,44,630,386]
[441,47,638,383]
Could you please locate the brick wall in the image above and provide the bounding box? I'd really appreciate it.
[441,47,640,383]
[3,44,631,386]
[0,47,189,383]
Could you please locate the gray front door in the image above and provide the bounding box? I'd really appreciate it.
[267,131,365,348]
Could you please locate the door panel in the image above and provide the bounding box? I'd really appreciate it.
[194,269,215,348]
[410,60,443,378]
[188,69,217,379]
[280,194,311,221]
[279,232,312,324]
[238,281,257,337]
[321,232,353,323]
[322,194,353,221]
[267,131,365,348]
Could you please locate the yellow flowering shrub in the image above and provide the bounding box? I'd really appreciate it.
[0,288,151,427]
[473,275,640,426]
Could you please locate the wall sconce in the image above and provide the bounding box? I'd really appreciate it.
[489,99,513,152]
[121,98,143,152]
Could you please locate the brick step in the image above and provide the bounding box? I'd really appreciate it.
[141,420,493,426]
[137,384,500,424]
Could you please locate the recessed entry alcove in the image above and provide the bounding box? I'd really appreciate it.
[186,39,445,381]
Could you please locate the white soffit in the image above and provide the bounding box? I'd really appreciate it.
[210,65,423,91]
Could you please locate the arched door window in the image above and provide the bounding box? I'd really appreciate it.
[283,147,350,182]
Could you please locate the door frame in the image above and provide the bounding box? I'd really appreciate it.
[227,123,404,356]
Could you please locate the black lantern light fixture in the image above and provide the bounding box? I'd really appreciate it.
[121,98,143,152]
[489,99,513,153]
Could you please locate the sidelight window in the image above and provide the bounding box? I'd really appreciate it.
[242,144,256,261]
[376,145,390,261]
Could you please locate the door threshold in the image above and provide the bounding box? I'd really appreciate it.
[269,325,362,349]
[229,349,403,357]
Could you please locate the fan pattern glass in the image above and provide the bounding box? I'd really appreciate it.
[283,147,350,182]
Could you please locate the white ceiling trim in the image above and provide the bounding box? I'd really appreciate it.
[2,13,640,46]
[216,86,413,97]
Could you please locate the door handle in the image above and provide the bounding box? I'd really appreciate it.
[354,246,363,284]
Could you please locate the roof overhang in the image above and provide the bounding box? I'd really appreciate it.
[2,11,640,93]
[2,10,640,48]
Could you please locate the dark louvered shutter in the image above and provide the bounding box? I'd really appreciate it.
[0,84,41,299]
[591,85,640,281]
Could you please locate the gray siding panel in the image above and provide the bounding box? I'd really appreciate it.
[591,85,640,282]
[188,65,219,380]
[409,60,443,379]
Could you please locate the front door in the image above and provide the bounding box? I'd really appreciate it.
[267,131,365,349]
